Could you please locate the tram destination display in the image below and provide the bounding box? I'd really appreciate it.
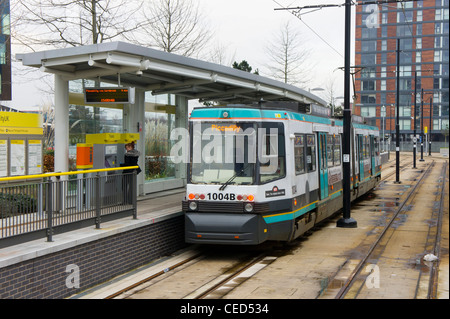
[84,87,135,104]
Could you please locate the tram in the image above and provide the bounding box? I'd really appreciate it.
[183,101,381,245]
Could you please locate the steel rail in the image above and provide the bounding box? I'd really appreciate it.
[427,161,448,299]
[335,160,436,299]
[193,254,269,299]
[105,251,205,299]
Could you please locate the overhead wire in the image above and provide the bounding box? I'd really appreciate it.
[272,0,345,58]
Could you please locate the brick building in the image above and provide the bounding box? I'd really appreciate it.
[355,0,449,148]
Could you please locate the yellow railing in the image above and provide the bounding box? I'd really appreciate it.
[0,166,139,182]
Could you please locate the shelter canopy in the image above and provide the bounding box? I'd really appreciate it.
[17,42,326,106]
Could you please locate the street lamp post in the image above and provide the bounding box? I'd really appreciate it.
[381,105,386,152]
[413,71,417,169]
[429,97,432,156]
[420,88,425,161]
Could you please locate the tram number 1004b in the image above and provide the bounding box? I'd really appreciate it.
[208,193,235,200]
[189,193,255,201]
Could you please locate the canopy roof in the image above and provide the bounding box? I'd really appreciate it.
[17,41,327,106]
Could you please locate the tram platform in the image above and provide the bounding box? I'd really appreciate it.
[0,188,186,299]
[0,188,185,269]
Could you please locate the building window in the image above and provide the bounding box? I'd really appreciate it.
[416,38,422,49]
[362,80,375,91]
[416,24,422,35]
[380,66,387,78]
[398,1,414,9]
[362,40,377,52]
[361,106,376,117]
[434,50,442,62]
[400,65,412,76]
[361,53,376,65]
[416,51,421,63]
[361,94,376,104]
[435,23,441,34]
[400,119,411,130]
[397,11,413,23]
[362,28,377,39]
[362,67,376,78]
[399,106,411,117]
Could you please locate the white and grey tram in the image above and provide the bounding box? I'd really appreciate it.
[183,102,381,245]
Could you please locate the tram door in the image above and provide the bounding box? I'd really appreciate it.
[370,135,375,176]
[357,135,364,182]
[318,132,328,199]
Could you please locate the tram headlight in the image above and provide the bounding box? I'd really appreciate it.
[244,203,254,213]
[189,201,198,211]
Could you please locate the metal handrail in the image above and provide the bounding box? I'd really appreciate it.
[0,166,139,182]
[0,166,139,247]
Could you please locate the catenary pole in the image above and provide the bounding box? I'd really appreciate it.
[395,38,401,183]
[413,70,417,168]
[337,0,356,228]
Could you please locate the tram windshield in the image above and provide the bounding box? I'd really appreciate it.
[189,122,285,185]
[190,122,256,185]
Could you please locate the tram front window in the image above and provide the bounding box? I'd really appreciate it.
[190,122,256,185]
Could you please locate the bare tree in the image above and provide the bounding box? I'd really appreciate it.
[12,0,147,50]
[207,42,236,66]
[264,21,312,87]
[139,0,212,57]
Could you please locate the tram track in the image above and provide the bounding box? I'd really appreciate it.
[106,245,283,300]
[78,156,447,300]
[186,254,277,299]
[333,159,447,299]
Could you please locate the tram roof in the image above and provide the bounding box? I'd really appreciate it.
[17,41,327,106]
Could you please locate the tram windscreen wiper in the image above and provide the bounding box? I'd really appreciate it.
[219,164,250,191]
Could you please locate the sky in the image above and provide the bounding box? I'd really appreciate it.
[5,0,354,111]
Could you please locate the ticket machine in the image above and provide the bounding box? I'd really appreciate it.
[84,133,139,204]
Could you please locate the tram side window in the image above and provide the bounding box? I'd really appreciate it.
[327,135,334,168]
[260,123,286,183]
[334,135,341,166]
[364,136,370,159]
[374,136,380,156]
[294,135,305,175]
[306,134,316,172]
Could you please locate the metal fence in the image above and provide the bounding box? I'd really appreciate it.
[0,167,138,248]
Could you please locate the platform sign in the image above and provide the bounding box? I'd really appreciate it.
[84,87,135,104]
[10,140,25,176]
[0,139,7,176]
[28,140,42,174]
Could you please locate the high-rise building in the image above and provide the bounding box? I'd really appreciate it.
[355,0,449,150]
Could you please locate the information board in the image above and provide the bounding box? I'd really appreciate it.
[0,140,7,177]
[28,140,42,174]
[10,140,25,176]
[85,87,135,104]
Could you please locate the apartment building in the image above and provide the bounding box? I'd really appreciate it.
[355,0,449,148]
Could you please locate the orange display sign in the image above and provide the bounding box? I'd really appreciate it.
[210,124,241,132]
